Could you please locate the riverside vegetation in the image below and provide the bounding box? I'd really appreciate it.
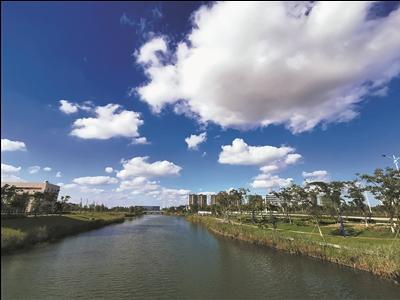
[1,213,127,254]
[1,183,145,254]
[184,167,400,283]
[187,215,400,283]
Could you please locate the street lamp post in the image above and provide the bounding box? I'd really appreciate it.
[382,154,399,171]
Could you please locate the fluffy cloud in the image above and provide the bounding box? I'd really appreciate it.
[219,138,301,169]
[1,163,21,174]
[302,170,330,183]
[116,156,182,179]
[117,176,159,192]
[70,104,145,140]
[116,175,190,207]
[1,175,24,182]
[1,139,27,152]
[159,188,190,206]
[59,100,79,114]
[136,2,400,133]
[56,171,62,178]
[105,167,114,174]
[28,166,41,174]
[58,182,104,195]
[251,174,293,190]
[43,167,52,172]
[219,139,300,191]
[72,176,118,186]
[58,183,78,189]
[185,132,207,150]
[1,163,23,182]
[127,182,189,205]
[131,137,150,145]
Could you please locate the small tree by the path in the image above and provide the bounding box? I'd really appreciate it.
[215,191,231,221]
[360,168,400,233]
[272,187,293,224]
[1,184,32,214]
[298,183,324,240]
[308,181,346,236]
[248,194,264,223]
[228,188,248,213]
[346,180,370,227]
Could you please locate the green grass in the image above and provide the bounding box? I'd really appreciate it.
[1,212,125,254]
[188,215,400,283]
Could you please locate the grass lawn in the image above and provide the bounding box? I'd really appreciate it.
[1,212,125,254]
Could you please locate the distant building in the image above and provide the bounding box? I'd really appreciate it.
[188,194,207,207]
[198,194,207,208]
[1,181,60,212]
[210,194,217,205]
[265,193,282,207]
[189,194,198,206]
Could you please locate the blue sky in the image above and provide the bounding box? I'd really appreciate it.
[2,2,399,207]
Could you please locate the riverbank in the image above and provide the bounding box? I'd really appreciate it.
[187,215,400,283]
[1,213,127,254]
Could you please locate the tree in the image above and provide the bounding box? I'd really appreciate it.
[273,187,293,224]
[360,168,400,233]
[228,188,248,212]
[30,192,43,215]
[1,184,31,213]
[248,194,264,223]
[308,181,346,236]
[346,181,370,227]
[215,191,231,220]
[1,184,17,212]
[12,193,30,213]
[303,183,326,240]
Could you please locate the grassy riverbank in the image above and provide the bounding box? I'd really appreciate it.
[187,215,400,283]
[1,213,126,254]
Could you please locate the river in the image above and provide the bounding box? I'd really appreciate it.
[1,215,399,299]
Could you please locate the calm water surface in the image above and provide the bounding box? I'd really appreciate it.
[2,215,399,299]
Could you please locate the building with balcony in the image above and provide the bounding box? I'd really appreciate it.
[210,194,217,205]
[198,194,207,208]
[188,194,208,208]
[189,194,198,206]
[1,181,60,212]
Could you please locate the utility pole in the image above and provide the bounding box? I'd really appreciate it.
[382,154,399,171]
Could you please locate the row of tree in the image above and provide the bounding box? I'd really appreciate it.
[1,184,73,214]
[189,168,399,235]
[1,184,148,215]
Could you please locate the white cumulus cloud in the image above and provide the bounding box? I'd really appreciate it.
[1,163,22,174]
[1,163,23,182]
[302,170,330,183]
[43,167,52,172]
[251,174,293,191]
[131,137,150,145]
[59,100,79,114]
[72,176,118,186]
[136,2,400,133]
[105,167,114,174]
[117,176,160,192]
[56,171,62,178]
[116,156,182,179]
[70,104,145,140]
[1,139,27,152]
[219,138,301,169]
[185,132,207,150]
[28,166,41,174]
